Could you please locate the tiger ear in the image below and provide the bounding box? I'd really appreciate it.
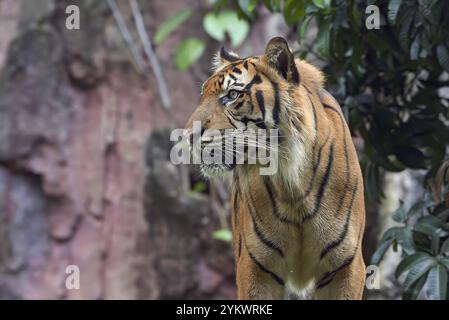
[264,37,299,84]
[212,47,240,71]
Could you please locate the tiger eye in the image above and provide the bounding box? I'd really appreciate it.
[228,90,239,100]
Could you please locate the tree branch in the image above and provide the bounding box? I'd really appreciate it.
[129,0,172,110]
[107,0,145,72]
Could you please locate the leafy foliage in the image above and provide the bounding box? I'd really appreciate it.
[153,9,192,45]
[212,228,233,242]
[174,37,206,71]
[371,192,449,299]
[155,8,249,70]
[203,10,250,48]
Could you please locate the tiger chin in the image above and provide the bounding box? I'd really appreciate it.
[199,163,235,177]
[185,37,366,300]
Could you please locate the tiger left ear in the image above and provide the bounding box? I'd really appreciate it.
[212,47,240,71]
[264,37,300,84]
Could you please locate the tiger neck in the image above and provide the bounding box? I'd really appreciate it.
[233,152,312,204]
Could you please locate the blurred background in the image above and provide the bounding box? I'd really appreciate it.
[0,0,448,300]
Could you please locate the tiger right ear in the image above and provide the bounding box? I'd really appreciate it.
[264,37,300,84]
[212,47,240,71]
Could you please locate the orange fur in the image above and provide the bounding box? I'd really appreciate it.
[185,38,366,299]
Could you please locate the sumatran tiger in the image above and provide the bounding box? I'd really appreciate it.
[184,37,366,299]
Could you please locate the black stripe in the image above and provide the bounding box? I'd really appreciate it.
[304,85,313,95]
[240,116,266,129]
[316,253,356,289]
[297,96,319,201]
[229,73,237,81]
[245,74,262,92]
[290,61,300,85]
[225,114,238,129]
[308,95,318,167]
[316,217,364,290]
[324,103,352,215]
[320,180,359,259]
[246,190,284,257]
[325,103,350,187]
[303,143,334,222]
[309,96,318,133]
[234,101,244,110]
[246,245,285,286]
[297,130,331,201]
[238,233,242,258]
[220,46,239,63]
[313,131,331,172]
[243,60,249,70]
[316,276,334,289]
[323,104,343,116]
[233,82,244,87]
[272,82,280,125]
[233,190,239,227]
[232,67,242,74]
[255,90,265,119]
[264,178,300,227]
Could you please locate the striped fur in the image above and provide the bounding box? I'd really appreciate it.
[185,37,366,300]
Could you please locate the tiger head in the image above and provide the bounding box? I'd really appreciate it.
[185,37,318,181]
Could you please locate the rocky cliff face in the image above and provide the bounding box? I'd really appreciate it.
[0,0,235,299]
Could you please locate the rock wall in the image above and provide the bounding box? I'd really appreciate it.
[0,0,236,299]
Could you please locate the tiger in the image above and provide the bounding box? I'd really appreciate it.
[184,37,366,299]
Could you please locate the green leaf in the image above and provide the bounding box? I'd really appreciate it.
[380,226,403,243]
[371,238,394,265]
[410,36,420,60]
[397,227,416,255]
[154,9,192,45]
[284,0,306,25]
[248,0,260,12]
[393,145,427,169]
[441,238,449,254]
[192,182,206,193]
[395,252,433,278]
[414,222,438,236]
[402,273,427,300]
[403,259,435,291]
[407,201,426,219]
[212,228,233,242]
[237,0,258,19]
[392,205,407,223]
[298,15,313,40]
[398,10,413,50]
[203,11,250,48]
[312,0,331,9]
[174,38,205,71]
[263,0,281,12]
[388,0,402,25]
[431,229,441,255]
[316,20,331,58]
[436,45,449,72]
[441,258,449,270]
[426,264,448,300]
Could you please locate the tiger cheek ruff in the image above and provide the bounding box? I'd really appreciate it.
[185,37,366,300]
